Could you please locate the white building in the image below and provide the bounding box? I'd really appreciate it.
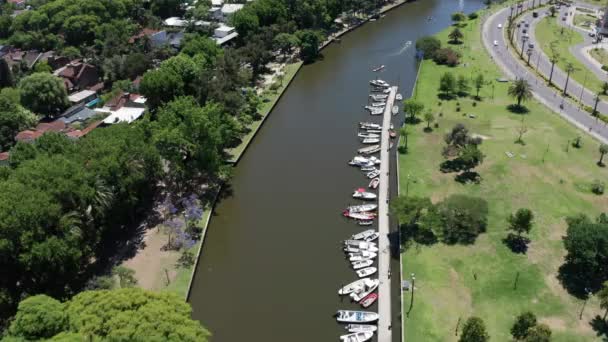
[212,3,244,22]
[213,24,239,45]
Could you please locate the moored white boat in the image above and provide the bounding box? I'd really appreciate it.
[352,189,377,200]
[362,232,379,242]
[359,122,382,130]
[343,211,376,220]
[345,324,378,333]
[358,132,380,139]
[350,279,379,302]
[396,93,403,100]
[366,169,380,179]
[369,79,389,88]
[370,102,386,107]
[392,106,398,115]
[369,94,388,100]
[338,278,369,295]
[344,244,379,253]
[348,251,377,261]
[361,137,380,144]
[369,108,383,115]
[351,259,374,269]
[344,239,377,247]
[358,220,373,226]
[339,331,374,342]
[336,310,379,323]
[356,267,377,278]
[347,204,377,213]
[369,177,380,189]
[358,145,380,155]
[359,293,378,308]
[372,65,385,72]
[351,229,375,240]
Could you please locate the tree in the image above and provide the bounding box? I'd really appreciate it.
[18,72,69,117]
[508,208,534,237]
[402,99,424,123]
[274,32,299,56]
[399,125,409,153]
[548,44,560,85]
[391,196,433,226]
[140,68,185,110]
[0,58,13,87]
[231,7,261,38]
[602,81,608,95]
[7,295,67,340]
[180,34,223,62]
[474,74,485,98]
[598,281,608,320]
[508,78,532,107]
[459,144,484,173]
[524,324,552,342]
[457,75,469,96]
[448,27,464,44]
[423,110,435,130]
[549,6,557,17]
[415,36,441,59]
[451,11,467,23]
[0,89,37,151]
[433,48,460,66]
[511,311,537,340]
[436,195,488,244]
[599,144,608,166]
[6,288,210,341]
[459,316,489,342]
[296,29,321,63]
[564,62,576,95]
[439,72,457,98]
[111,266,137,288]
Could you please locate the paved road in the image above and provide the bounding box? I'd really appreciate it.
[483,3,608,143]
[377,86,396,342]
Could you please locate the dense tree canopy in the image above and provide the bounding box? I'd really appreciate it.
[18,73,69,117]
[6,288,210,341]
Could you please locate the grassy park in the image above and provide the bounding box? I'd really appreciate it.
[590,47,608,66]
[535,16,604,95]
[400,10,608,342]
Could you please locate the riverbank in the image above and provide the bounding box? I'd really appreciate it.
[400,4,606,342]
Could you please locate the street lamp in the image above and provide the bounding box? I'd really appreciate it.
[526,48,533,65]
[520,35,529,58]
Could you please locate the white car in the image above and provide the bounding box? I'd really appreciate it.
[493,40,498,46]
[498,23,503,29]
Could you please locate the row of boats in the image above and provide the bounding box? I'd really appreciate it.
[335,79,397,342]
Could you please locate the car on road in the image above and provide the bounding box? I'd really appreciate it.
[498,23,502,29]
[522,29,527,33]
[493,40,498,46]
[562,17,566,21]
[528,43,534,48]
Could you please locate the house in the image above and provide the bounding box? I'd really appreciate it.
[3,49,44,70]
[65,121,103,139]
[15,120,69,143]
[6,0,26,9]
[67,89,98,107]
[213,3,244,22]
[58,104,99,124]
[129,28,184,49]
[214,24,239,45]
[95,93,147,125]
[53,61,100,92]
[0,152,9,166]
[164,17,210,28]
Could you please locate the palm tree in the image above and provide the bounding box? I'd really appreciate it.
[602,81,608,95]
[448,28,464,44]
[599,143,608,166]
[598,282,608,321]
[563,62,576,95]
[508,78,533,107]
[548,48,560,85]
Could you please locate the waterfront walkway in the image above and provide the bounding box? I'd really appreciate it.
[377,86,397,342]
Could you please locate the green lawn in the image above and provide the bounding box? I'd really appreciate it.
[401,9,607,342]
[589,47,608,66]
[535,16,603,94]
[226,61,303,162]
[573,13,597,29]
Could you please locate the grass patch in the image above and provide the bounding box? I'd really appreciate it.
[226,61,303,162]
[535,16,603,94]
[589,47,608,66]
[573,13,597,29]
[401,8,607,342]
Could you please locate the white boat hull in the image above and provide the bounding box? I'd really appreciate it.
[336,310,379,323]
[340,331,374,342]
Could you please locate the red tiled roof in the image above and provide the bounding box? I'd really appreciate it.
[0,152,9,161]
[87,82,104,92]
[36,120,66,133]
[15,130,42,142]
[65,121,102,139]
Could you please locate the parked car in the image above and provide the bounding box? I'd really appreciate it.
[498,23,502,29]
[494,40,498,46]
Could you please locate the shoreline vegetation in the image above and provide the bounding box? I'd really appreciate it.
[400,2,606,341]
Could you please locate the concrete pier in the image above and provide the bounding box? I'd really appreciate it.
[377,86,396,342]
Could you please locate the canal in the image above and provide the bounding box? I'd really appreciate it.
[188,0,485,340]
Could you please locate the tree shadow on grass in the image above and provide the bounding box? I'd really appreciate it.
[507,104,530,114]
[557,262,605,299]
[455,171,480,184]
[502,233,529,254]
[590,316,608,342]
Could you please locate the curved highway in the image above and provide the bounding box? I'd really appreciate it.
[482,3,608,143]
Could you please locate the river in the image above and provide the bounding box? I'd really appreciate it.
[188,0,485,340]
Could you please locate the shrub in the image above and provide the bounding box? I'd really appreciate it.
[602,65,608,72]
[415,36,441,59]
[468,12,479,20]
[433,48,460,66]
[451,11,467,22]
[591,179,605,195]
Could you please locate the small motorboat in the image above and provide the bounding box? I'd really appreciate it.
[372,65,385,72]
[389,130,396,138]
[351,259,374,269]
[350,279,379,301]
[369,108,384,115]
[353,189,377,200]
[356,267,377,278]
[396,93,403,101]
[345,324,378,333]
[358,145,380,155]
[369,79,389,88]
[370,94,388,100]
[347,204,377,213]
[338,278,369,295]
[336,310,379,324]
[340,331,374,342]
[351,229,375,240]
[344,243,379,253]
[359,293,378,308]
[349,251,377,261]
[343,211,376,221]
[358,132,380,139]
[369,177,380,189]
[360,166,376,172]
[358,220,374,226]
[365,128,382,134]
[362,137,380,144]
[344,239,377,247]
[362,232,379,242]
[349,156,374,167]
[370,102,386,107]
[366,170,380,179]
[392,106,399,115]
[359,122,382,130]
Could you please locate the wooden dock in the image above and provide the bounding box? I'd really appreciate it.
[377,86,397,342]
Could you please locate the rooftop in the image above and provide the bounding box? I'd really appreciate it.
[99,107,146,125]
[221,3,244,14]
[68,89,96,103]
